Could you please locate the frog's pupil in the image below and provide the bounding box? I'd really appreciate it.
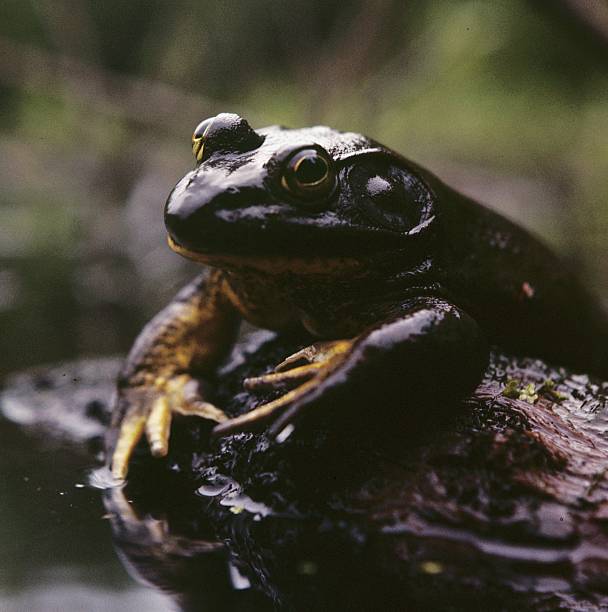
[295,155,328,184]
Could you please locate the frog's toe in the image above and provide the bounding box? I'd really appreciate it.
[273,340,352,372]
[243,362,323,392]
[173,400,228,422]
[145,396,172,457]
[111,393,171,479]
[111,406,148,480]
[166,375,228,422]
[212,377,320,437]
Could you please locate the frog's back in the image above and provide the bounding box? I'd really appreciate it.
[435,182,608,377]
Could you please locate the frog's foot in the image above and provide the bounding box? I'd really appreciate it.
[110,374,227,480]
[212,340,352,437]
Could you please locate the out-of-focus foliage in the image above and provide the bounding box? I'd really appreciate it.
[0,0,607,375]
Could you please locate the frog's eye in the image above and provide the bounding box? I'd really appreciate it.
[281,148,337,204]
[192,118,214,161]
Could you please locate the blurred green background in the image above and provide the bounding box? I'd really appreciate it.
[1,0,607,377]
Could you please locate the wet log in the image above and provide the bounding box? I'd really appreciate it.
[3,333,608,611]
[109,332,608,611]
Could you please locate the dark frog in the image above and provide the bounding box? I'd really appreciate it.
[107,113,608,479]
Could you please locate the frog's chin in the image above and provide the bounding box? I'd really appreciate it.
[167,235,363,275]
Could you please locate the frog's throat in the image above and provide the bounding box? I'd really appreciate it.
[167,235,363,275]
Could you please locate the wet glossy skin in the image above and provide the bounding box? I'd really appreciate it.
[107,113,608,479]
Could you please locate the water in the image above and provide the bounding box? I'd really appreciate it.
[0,347,280,611]
[0,415,173,611]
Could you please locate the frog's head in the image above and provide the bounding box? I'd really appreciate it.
[165,113,437,271]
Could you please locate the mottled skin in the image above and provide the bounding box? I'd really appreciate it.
[107,113,608,479]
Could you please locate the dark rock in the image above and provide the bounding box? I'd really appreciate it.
[3,335,608,610]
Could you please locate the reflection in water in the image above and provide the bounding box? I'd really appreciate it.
[0,361,173,611]
[104,484,271,611]
[3,337,608,610]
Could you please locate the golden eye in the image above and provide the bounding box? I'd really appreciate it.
[282,148,337,203]
[191,117,214,162]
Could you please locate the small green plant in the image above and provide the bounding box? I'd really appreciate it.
[502,378,567,404]
[538,379,568,402]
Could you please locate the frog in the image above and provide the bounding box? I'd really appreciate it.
[107,113,608,480]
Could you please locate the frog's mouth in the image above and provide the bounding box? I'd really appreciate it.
[167,235,364,275]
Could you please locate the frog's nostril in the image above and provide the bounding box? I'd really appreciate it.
[191,113,264,162]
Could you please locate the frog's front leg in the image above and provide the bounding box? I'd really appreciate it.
[107,270,240,479]
[212,298,488,439]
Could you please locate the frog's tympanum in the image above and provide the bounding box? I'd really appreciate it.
[107,113,608,479]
